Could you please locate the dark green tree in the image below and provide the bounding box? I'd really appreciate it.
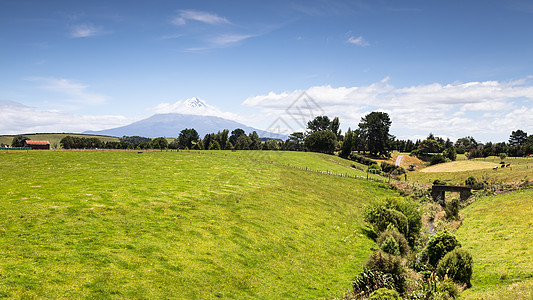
[417,139,442,154]
[304,130,336,154]
[235,134,252,150]
[330,117,341,139]
[340,128,355,158]
[229,128,245,145]
[178,128,199,149]
[11,135,30,147]
[249,131,261,150]
[509,129,527,146]
[358,112,393,157]
[306,116,331,133]
[151,137,168,149]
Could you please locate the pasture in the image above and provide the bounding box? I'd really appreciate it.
[0,133,119,148]
[406,156,533,185]
[456,189,533,299]
[0,150,395,298]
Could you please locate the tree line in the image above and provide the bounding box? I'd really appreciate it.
[8,112,533,159]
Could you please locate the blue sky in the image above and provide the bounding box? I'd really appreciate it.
[1,0,533,142]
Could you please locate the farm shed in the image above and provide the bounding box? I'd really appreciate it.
[24,140,50,150]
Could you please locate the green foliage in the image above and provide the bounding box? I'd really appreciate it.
[436,248,473,287]
[443,147,457,161]
[352,270,395,298]
[464,176,477,186]
[426,230,461,268]
[151,137,168,149]
[307,115,332,133]
[358,111,393,157]
[304,130,337,154]
[235,134,252,150]
[368,163,382,174]
[418,139,442,154]
[430,154,447,165]
[365,250,405,293]
[365,197,422,247]
[377,230,410,257]
[348,152,377,166]
[408,278,460,300]
[11,135,31,147]
[208,140,221,150]
[445,198,460,220]
[380,236,400,256]
[433,179,446,185]
[178,128,200,149]
[381,162,406,175]
[369,288,401,300]
[364,206,409,238]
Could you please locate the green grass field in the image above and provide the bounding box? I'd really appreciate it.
[0,150,397,298]
[406,156,533,185]
[456,189,533,300]
[0,133,119,148]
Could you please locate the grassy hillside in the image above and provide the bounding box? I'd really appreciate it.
[0,151,398,298]
[0,133,119,148]
[456,189,533,299]
[406,156,533,185]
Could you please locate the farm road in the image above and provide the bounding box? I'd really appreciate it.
[395,155,404,166]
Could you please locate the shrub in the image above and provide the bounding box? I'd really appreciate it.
[368,163,382,174]
[381,162,406,175]
[437,248,473,287]
[380,236,400,256]
[377,229,410,257]
[433,179,446,185]
[364,206,409,238]
[369,288,401,300]
[443,147,457,161]
[352,270,395,298]
[348,152,377,166]
[465,176,477,186]
[430,154,447,165]
[426,230,461,268]
[445,197,460,220]
[365,250,405,293]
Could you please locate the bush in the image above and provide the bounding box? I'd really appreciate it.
[430,154,447,165]
[377,230,410,257]
[381,162,406,175]
[364,206,409,238]
[368,163,382,174]
[352,270,395,298]
[348,152,377,166]
[443,147,457,161]
[465,176,477,186]
[445,197,460,220]
[437,248,473,287]
[433,179,446,185]
[369,288,401,300]
[380,236,400,256]
[365,198,422,248]
[426,230,461,268]
[365,250,405,293]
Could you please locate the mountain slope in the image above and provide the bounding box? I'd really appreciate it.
[84,113,284,138]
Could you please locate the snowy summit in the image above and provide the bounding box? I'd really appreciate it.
[153,97,225,117]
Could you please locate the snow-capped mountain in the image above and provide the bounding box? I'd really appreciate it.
[84,97,287,139]
[152,97,227,117]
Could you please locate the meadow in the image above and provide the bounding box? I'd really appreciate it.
[456,189,533,299]
[0,134,119,148]
[406,156,533,185]
[0,150,397,298]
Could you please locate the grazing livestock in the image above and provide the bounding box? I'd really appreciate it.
[493,166,498,170]
[506,163,511,167]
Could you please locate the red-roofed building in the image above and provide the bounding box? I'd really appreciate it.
[24,140,51,150]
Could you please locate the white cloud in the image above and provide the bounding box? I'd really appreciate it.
[172,10,230,26]
[209,34,255,46]
[70,23,104,38]
[242,77,533,141]
[0,100,131,135]
[347,36,369,46]
[27,77,107,105]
